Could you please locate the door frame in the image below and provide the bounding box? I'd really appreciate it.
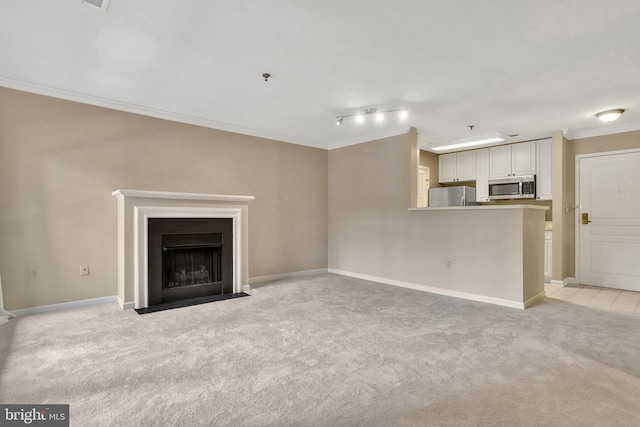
[575,148,640,285]
[418,165,430,207]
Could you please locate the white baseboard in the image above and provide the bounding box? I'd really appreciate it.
[524,291,547,308]
[328,268,530,310]
[117,295,136,310]
[249,268,328,285]
[550,277,577,287]
[11,296,118,317]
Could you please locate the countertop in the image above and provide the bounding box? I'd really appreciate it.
[409,205,549,212]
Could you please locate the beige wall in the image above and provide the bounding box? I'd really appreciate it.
[562,132,574,278]
[550,130,566,281]
[571,130,640,156]
[0,87,328,310]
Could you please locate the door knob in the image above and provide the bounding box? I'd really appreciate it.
[581,213,592,224]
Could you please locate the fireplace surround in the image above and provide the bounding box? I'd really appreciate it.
[112,190,254,309]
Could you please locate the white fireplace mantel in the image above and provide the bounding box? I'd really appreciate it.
[112,189,255,203]
[112,189,254,309]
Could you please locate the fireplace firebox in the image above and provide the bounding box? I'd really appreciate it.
[148,218,233,306]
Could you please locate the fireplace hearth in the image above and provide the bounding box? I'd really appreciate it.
[148,218,233,306]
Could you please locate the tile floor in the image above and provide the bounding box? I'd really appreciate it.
[545,283,640,315]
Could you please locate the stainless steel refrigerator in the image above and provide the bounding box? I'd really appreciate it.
[428,186,479,207]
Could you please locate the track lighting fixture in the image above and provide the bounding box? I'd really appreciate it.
[335,108,409,126]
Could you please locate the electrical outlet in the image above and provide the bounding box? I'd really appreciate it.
[446,260,452,269]
[80,265,90,276]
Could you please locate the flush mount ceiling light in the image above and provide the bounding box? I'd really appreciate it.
[336,108,409,126]
[596,109,624,122]
[431,131,510,152]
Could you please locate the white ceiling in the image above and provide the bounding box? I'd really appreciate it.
[2,0,639,152]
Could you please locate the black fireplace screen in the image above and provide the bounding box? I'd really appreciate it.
[163,245,222,289]
[161,233,223,290]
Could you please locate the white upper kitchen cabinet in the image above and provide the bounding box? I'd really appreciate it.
[488,145,511,178]
[439,151,476,183]
[438,153,457,183]
[456,151,477,181]
[489,141,536,178]
[475,148,490,202]
[511,141,536,176]
[536,138,552,200]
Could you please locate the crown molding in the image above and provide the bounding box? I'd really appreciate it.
[564,122,640,140]
[0,76,329,150]
[1,76,413,151]
[327,126,412,150]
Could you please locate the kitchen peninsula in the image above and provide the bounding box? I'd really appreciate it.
[328,131,549,311]
[407,205,547,308]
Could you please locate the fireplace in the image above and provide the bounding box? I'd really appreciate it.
[148,218,233,306]
[112,189,253,310]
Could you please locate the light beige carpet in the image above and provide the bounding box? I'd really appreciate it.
[1,274,640,426]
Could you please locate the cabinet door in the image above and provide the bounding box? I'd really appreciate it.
[475,148,490,202]
[489,145,512,178]
[512,141,536,176]
[438,153,457,183]
[536,138,552,200]
[456,151,476,181]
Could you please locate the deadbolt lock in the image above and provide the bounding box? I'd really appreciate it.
[581,213,592,224]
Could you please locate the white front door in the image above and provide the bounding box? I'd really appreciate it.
[578,150,640,291]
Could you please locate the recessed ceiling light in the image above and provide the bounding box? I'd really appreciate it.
[596,109,624,122]
[431,131,509,152]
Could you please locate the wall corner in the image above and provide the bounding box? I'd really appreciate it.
[409,127,419,208]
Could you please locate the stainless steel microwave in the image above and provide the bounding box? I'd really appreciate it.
[488,175,536,200]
